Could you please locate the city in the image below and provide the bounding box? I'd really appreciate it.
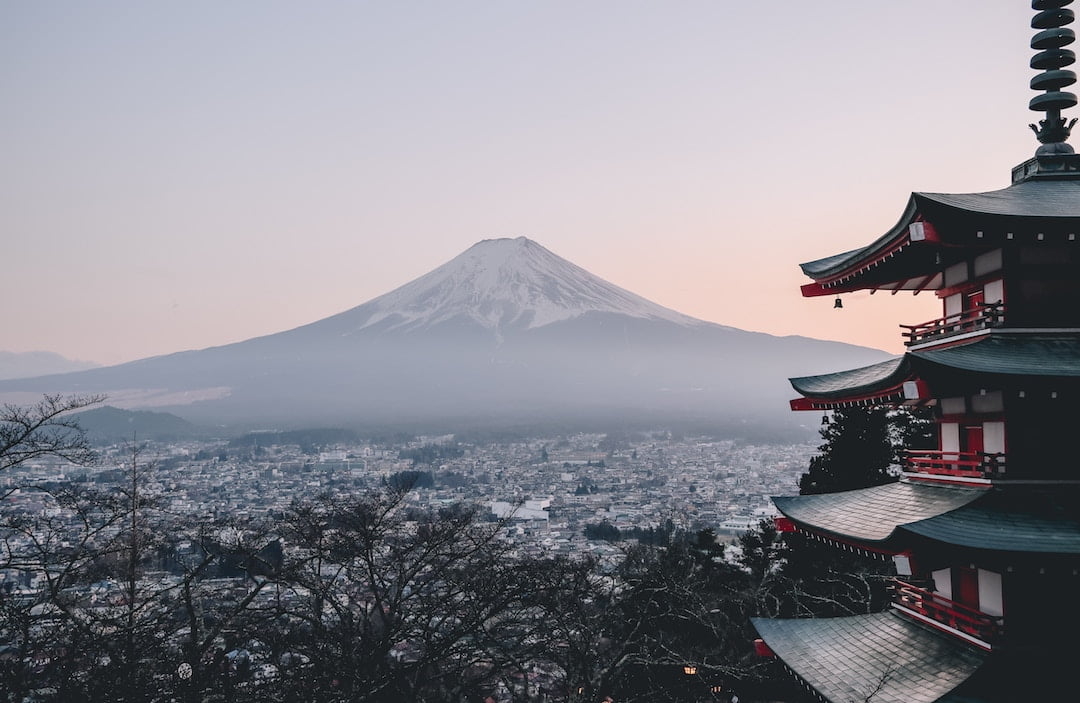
[3,431,809,567]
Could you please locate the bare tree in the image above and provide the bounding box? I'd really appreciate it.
[0,394,103,474]
[0,436,279,703]
[240,489,543,703]
[852,665,895,703]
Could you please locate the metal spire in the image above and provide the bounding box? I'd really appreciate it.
[1029,0,1078,152]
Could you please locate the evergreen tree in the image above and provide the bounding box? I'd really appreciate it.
[798,406,933,495]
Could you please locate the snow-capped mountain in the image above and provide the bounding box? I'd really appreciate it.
[347,237,706,335]
[0,238,891,435]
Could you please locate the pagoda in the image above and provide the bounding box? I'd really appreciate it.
[750,3,1080,702]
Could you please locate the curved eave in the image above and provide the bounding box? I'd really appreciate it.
[789,357,919,410]
[751,612,986,703]
[800,197,934,296]
[790,335,1080,408]
[899,487,1080,554]
[772,482,984,545]
[800,179,1080,296]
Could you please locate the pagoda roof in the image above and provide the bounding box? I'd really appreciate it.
[775,483,1080,555]
[799,178,1080,295]
[800,195,923,281]
[917,178,1080,219]
[789,334,1080,406]
[751,612,986,703]
[913,333,1080,377]
[790,356,908,399]
[900,487,1080,554]
[771,482,984,545]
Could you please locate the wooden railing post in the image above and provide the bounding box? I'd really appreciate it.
[900,304,1007,346]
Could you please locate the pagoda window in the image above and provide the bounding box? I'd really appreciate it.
[940,397,966,416]
[983,278,1004,306]
[941,423,960,454]
[973,249,1003,277]
[944,261,969,288]
[983,421,1005,455]
[932,567,953,600]
[971,390,1004,414]
[979,569,1003,618]
[944,292,963,323]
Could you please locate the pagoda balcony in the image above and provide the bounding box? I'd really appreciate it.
[891,579,1003,649]
[900,302,1005,347]
[902,450,1005,480]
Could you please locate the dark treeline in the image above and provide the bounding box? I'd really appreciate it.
[386,469,435,490]
[397,443,466,466]
[583,519,678,546]
[227,428,362,451]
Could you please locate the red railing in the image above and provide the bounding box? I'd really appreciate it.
[891,579,1002,645]
[903,450,1005,479]
[900,302,1005,346]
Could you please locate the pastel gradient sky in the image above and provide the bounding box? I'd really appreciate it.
[2,2,1045,365]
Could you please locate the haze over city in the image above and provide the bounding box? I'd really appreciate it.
[3,1,1038,366]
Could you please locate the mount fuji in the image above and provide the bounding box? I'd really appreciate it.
[1,238,890,435]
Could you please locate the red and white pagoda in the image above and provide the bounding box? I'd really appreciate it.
[751,3,1080,701]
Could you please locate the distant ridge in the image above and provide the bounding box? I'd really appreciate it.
[0,350,99,380]
[0,238,891,436]
[72,406,202,444]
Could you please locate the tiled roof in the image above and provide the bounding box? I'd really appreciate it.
[917,178,1080,218]
[800,247,868,277]
[751,612,986,703]
[789,357,907,398]
[800,198,920,279]
[789,335,1080,403]
[772,483,984,543]
[901,487,1080,554]
[800,179,1080,280]
[913,334,1080,377]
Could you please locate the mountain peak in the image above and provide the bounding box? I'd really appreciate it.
[347,237,704,334]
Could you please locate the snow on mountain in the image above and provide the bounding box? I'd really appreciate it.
[353,237,709,334]
[0,236,892,433]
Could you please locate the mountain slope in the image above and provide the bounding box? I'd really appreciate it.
[332,237,705,334]
[286,237,708,344]
[0,238,891,435]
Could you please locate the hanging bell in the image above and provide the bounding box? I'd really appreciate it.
[833,297,843,309]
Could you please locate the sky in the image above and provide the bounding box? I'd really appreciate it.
[2,1,1046,365]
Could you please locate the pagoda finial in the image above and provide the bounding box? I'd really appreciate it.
[1029,0,1079,156]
